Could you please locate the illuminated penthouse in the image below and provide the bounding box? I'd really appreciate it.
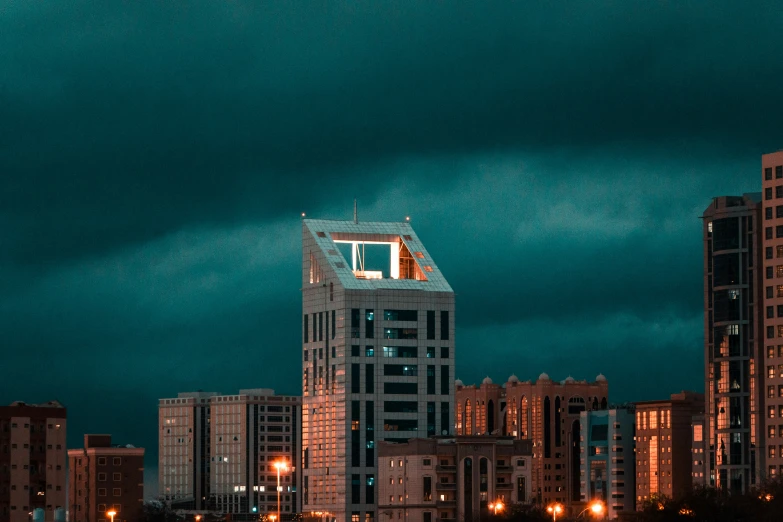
[301,217,455,522]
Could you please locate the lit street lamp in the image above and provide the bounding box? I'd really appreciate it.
[546,503,563,522]
[274,461,289,522]
[107,510,117,522]
[488,501,504,515]
[577,501,605,518]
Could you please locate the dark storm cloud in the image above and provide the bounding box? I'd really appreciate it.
[1,1,782,495]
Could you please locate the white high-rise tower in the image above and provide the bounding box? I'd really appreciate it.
[301,218,455,522]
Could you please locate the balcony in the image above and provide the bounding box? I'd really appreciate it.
[436,465,456,472]
[436,482,456,490]
[496,482,513,489]
[496,465,512,472]
[436,499,457,508]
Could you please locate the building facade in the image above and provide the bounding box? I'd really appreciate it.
[301,218,456,522]
[377,437,532,522]
[691,415,707,487]
[159,389,301,518]
[0,401,67,522]
[702,192,764,492]
[67,435,144,522]
[761,150,783,481]
[634,392,704,506]
[579,408,635,520]
[455,374,609,507]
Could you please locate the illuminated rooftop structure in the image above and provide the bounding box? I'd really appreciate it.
[303,218,452,292]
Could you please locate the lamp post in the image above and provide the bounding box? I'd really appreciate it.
[546,503,563,522]
[107,510,117,522]
[195,516,202,522]
[274,461,289,522]
[576,501,605,519]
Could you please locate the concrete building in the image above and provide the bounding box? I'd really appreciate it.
[702,192,764,492]
[301,218,455,522]
[159,389,301,518]
[0,401,67,522]
[691,415,707,487]
[67,435,144,522]
[634,392,704,507]
[761,149,783,481]
[456,374,609,507]
[579,408,635,520]
[377,437,532,522]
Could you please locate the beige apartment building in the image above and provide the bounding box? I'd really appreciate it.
[377,437,532,522]
[159,389,301,518]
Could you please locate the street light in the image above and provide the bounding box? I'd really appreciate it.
[107,510,117,522]
[488,501,504,515]
[195,516,202,522]
[576,501,605,518]
[546,503,563,522]
[274,460,289,522]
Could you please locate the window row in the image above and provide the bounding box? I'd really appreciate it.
[764,166,783,181]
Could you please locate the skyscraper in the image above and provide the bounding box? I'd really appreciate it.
[301,218,455,522]
[0,401,67,522]
[761,150,783,481]
[702,193,764,492]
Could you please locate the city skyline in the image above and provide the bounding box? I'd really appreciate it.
[3,1,783,503]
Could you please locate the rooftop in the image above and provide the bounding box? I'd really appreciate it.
[303,218,452,292]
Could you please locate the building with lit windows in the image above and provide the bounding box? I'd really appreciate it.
[761,150,783,481]
[691,415,707,487]
[634,392,703,507]
[158,389,301,518]
[68,434,144,522]
[578,407,635,520]
[0,401,67,522]
[377,437,532,522]
[455,374,609,509]
[301,218,455,522]
[702,192,764,492]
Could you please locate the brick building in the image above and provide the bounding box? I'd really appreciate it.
[0,401,67,522]
[377,436,532,522]
[67,435,144,522]
[456,373,609,507]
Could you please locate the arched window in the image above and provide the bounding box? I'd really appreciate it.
[457,401,464,434]
[519,396,529,439]
[466,400,473,435]
[568,396,586,415]
[488,399,495,434]
[600,397,607,410]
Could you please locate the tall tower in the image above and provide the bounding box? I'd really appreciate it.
[761,150,783,481]
[702,193,764,492]
[301,218,455,522]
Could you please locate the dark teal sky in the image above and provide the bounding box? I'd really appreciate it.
[2,1,782,496]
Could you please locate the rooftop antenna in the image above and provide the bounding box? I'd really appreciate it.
[353,198,358,224]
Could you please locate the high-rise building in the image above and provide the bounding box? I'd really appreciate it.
[158,391,217,510]
[579,407,635,519]
[67,435,144,522]
[455,374,609,508]
[301,218,455,522]
[634,392,704,506]
[159,390,301,518]
[377,436,533,522]
[761,150,783,481]
[702,193,764,492]
[0,401,67,522]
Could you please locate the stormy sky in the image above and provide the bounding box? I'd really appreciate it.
[2,2,782,495]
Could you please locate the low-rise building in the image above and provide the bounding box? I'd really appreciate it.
[378,436,532,522]
[579,407,635,519]
[68,435,144,522]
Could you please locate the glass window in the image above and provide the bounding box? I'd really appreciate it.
[766,168,774,180]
